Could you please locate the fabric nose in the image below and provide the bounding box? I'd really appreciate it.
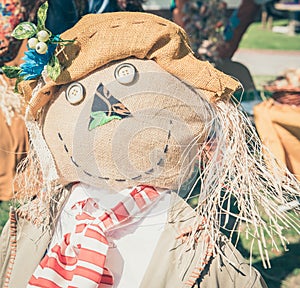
[89,83,131,130]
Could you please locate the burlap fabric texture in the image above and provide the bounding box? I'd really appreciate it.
[19,12,239,118]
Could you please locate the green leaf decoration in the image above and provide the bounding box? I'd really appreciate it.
[89,118,103,131]
[1,65,21,79]
[50,37,74,45]
[89,111,121,130]
[14,76,24,93]
[37,1,49,30]
[90,111,106,118]
[47,55,61,81]
[11,22,37,40]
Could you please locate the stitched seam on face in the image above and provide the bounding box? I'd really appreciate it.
[57,126,171,182]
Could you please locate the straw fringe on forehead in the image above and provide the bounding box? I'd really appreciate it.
[19,12,239,117]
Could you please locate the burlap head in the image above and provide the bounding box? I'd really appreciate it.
[42,58,216,190]
[19,12,239,118]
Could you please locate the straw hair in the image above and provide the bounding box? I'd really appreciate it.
[19,12,239,117]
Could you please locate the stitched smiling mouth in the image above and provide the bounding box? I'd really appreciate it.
[57,126,172,183]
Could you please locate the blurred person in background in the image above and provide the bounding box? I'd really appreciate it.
[171,0,273,62]
[170,0,273,99]
[47,0,145,35]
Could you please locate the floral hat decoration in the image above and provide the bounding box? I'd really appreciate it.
[2,1,73,87]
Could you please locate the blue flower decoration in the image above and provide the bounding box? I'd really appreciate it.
[20,36,59,80]
[2,2,73,85]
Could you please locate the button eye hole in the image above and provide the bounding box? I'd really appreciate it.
[66,82,85,105]
[114,63,136,85]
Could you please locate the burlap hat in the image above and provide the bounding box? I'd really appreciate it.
[20,12,239,118]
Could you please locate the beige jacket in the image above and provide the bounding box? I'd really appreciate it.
[0,194,267,288]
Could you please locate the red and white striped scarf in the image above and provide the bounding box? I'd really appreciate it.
[28,185,161,287]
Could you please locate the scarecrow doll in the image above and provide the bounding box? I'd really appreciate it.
[1,3,300,287]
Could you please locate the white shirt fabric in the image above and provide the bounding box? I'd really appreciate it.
[50,183,171,287]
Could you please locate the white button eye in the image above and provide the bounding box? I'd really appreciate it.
[114,63,136,85]
[66,82,85,105]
